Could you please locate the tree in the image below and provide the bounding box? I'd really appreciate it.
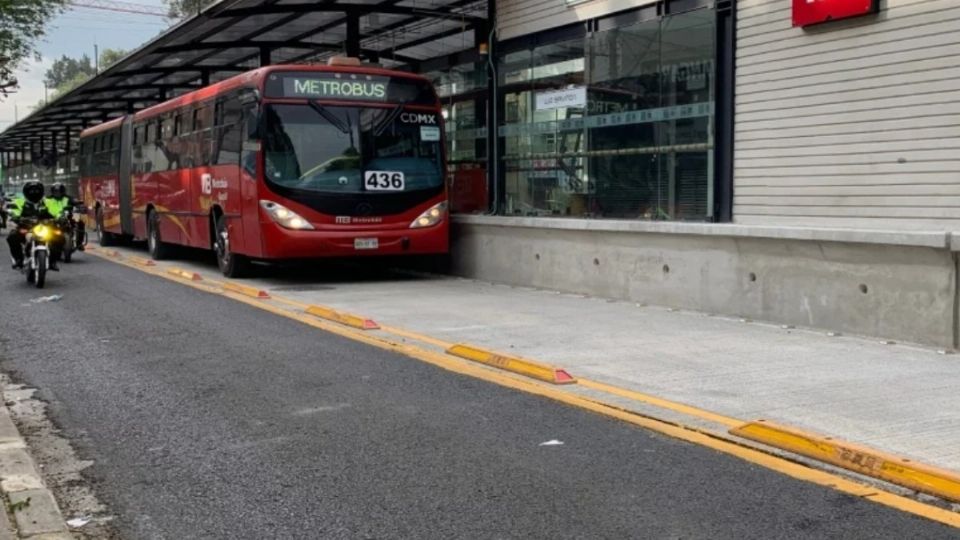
[43,54,94,88]
[99,48,127,70]
[164,0,216,19]
[0,0,67,98]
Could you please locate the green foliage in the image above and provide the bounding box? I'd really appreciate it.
[44,53,94,88]
[0,0,67,97]
[99,47,127,70]
[164,0,216,19]
[38,48,128,105]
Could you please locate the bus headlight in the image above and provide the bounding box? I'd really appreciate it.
[409,201,447,229]
[260,200,315,230]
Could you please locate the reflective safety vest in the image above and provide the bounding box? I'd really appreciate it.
[10,196,62,220]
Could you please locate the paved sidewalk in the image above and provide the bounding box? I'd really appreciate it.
[103,247,960,474]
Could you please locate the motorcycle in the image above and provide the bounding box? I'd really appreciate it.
[58,206,87,263]
[17,219,60,288]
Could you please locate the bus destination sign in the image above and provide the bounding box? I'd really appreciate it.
[283,76,388,100]
[266,71,437,105]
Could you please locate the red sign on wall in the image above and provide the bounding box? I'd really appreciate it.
[793,0,879,27]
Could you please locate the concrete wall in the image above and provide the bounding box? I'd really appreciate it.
[735,0,960,230]
[452,216,958,348]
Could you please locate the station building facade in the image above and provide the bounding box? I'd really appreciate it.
[440,0,960,348]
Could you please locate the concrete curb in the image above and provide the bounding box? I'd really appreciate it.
[0,393,70,539]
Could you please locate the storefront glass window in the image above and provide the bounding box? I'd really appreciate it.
[498,7,715,220]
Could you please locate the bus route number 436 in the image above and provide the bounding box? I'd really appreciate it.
[364,170,405,191]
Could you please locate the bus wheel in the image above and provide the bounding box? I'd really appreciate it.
[214,214,248,278]
[147,210,173,260]
[96,210,116,247]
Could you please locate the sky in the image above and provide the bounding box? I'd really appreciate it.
[0,0,171,131]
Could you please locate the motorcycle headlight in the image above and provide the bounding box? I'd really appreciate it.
[31,225,51,240]
[259,200,314,230]
[409,201,447,229]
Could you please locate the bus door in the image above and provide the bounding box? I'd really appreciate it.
[118,116,134,235]
[238,96,262,257]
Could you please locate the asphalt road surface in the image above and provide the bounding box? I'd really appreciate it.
[0,252,955,539]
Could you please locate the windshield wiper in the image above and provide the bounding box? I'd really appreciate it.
[309,101,350,134]
[374,101,407,137]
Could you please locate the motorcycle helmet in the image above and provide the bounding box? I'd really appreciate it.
[22,181,45,204]
[50,182,67,199]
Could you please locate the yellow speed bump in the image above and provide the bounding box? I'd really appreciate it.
[445,344,576,385]
[731,420,960,503]
[126,255,156,267]
[221,281,270,299]
[305,305,380,330]
[166,267,203,281]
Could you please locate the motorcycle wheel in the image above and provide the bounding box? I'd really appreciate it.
[35,250,47,289]
[64,249,72,263]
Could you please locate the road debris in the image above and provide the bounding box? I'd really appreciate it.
[30,295,63,303]
[539,440,564,446]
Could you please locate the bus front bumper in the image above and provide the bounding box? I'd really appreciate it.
[257,220,450,259]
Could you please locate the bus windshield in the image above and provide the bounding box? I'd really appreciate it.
[263,104,443,194]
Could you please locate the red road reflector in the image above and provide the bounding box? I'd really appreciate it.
[553,369,576,384]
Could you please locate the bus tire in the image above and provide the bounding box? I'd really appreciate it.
[214,214,248,278]
[147,210,173,260]
[97,209,116,247]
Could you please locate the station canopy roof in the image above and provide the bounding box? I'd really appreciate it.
[0,0,488,155]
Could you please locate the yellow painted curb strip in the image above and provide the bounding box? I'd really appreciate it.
[731,420,960,503]
[305,305,380,330]
[87,249,960,529]
[446,344,576,385]
[221,281,270,299]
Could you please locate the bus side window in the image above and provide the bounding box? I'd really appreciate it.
[215,97,243,166]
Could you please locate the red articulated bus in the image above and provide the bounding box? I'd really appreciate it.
[78,58,449,277]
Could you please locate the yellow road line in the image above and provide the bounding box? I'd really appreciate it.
[87,249,960,528]
[578,378,743,428]
[378,324,454,349]
[732,420,960,503]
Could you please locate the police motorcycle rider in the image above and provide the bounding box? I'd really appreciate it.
[6,181,64,271]
[48,182,85,253]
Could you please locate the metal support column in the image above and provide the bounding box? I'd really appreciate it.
[713,0,735,223]
[259,47,272,66]
[345,14,360,58]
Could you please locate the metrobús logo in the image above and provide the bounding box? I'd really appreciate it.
[201,174,229,195]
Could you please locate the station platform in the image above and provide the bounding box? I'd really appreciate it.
[91,245,960,481]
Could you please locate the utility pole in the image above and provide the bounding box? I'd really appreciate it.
[94,43,99,73]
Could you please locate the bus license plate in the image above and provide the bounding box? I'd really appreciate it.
[354,238,379,250]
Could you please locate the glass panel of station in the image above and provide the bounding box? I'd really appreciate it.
[497,4,715,221]
[423,62,490,214]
